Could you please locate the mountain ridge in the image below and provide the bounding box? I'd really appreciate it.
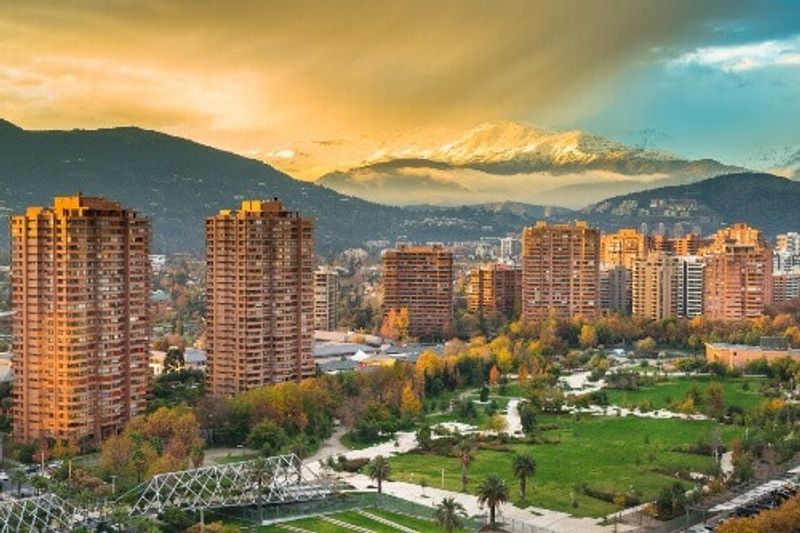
[315,120,744,207]
[0,120,567,256]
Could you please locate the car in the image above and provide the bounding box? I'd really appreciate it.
[0,471,8,482]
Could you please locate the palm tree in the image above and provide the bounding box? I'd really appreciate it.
[456,438,475,492]
[367,455,391,496]
[477,475,509,526]
[512,453,537,500]
[435,497,466,533]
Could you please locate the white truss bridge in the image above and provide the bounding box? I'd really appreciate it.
[127,453,334,514]
[0,454,334,531]
[0,493,81,533]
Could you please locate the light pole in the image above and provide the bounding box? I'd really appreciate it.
[110,475,117,496]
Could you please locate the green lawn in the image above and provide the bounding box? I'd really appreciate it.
[257,507,465,532]
[390,415,743,518]
[214,453,258,465]
[605,376,766,413]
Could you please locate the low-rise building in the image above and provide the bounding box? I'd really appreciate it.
[705,337,800,367]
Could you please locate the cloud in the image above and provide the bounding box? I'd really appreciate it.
[672,35,800,72]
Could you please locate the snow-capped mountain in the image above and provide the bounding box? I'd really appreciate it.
[314,120,742,208]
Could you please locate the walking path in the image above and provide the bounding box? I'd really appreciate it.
[567,404,710,421]
[339,472,634,532]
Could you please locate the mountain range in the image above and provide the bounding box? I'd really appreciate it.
[0,119,796,258]
[315,121,743,207]
[0,119,567,255]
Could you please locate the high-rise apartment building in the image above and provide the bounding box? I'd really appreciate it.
[600,228,649,269]
[632,252,679,320]
[499,237,521,263]
[673,234,712,256]
[206,199,315,397]
[314,268,340,331]
[383,244,453,339]
[521,221,600,320]
[11,196,150,442]
[775,232,800,254]
[599,265,630,314]
[703,224,772,320]
[468,263,522,317]
[677,256,705,318]
[772,270,800,305]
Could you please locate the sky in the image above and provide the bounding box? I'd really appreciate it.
[1,0,799,179]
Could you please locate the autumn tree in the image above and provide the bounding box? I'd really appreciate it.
[488,365,500,386]
[579,324,598,349]
[400,382,422,417]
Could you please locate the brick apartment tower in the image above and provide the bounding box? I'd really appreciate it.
[313,268,340,331]
[521,221,600,320]
[703,224,772,320]
[600,228,650,270]
[468,263,522,317]
[383,244,453,339]
[631,252,679,320]
[11,196,150,443]
[205,199,314,396]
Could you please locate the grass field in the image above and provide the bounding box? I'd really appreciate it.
[214,453,258,465]
[390,415,743,518]
[604,376,766,413]
[258,507,466,532]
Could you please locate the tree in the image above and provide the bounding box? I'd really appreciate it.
[485,413,507,433]
[477,475,509,526]
[416,425,432,451]
[705,382,726,420]
[10,469,26,497]
[457,438,475,492]
[367,455,391,495]
[415,350,441,376]
[247,420,288,457]
[401,382,422,417]
[479,384,490,402]
[579,324,598,349]
[488,365,500,386]
[634,337,657,357]
[52,439,80,460]
[163,346,184,373]
[161,507,194,531]
[435,497,466,533]
[518,402,537,435]
[512,453,537,500]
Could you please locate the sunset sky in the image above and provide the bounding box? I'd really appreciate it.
[1,1,799,178]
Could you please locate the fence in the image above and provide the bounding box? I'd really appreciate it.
[211,491,484,530]
[494,510,557,533]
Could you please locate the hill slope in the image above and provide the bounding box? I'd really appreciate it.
[0,120,568,255]
[583,172,799,237]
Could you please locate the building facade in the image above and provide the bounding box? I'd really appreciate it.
[205,199,315,397]
[499,237,521,263]
[521,221,600,320]
[600,265,630,314]
[677,256,705,318]
[632,252,679,320]
[703,224,772,320]
[11,196,150,442]
[772,270,800,305]
[383,244,453,339]
[314,268,340,331]
[468,263,522,316]
[600,228,649,270]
